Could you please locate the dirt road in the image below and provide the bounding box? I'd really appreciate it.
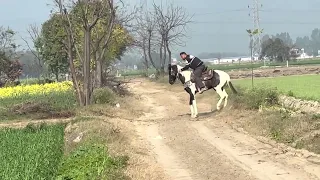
[128,79,320,180]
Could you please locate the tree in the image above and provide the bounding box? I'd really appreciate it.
[21,24,45,80]
[310,28,320,56]
[260,38,290,62]
[0,27,22,83]
[295,36,312,55]
[53,0,132,106]
[153,2,191,75]
[135,2,191,77]
[273,32,293,47]
[261,34,270,43]
[36,15,69,81]
[135,10,159,74]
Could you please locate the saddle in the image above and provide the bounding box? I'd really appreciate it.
[191,66,216,82]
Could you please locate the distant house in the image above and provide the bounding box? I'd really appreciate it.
[291,48,313,59]
[203,56,257,65]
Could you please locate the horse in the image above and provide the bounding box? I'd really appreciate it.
[168,64,237,118]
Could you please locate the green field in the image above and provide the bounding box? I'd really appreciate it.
[119,58,320,76]
[0,124,65,180]
[234,74,320,101]
[208,58,320,71]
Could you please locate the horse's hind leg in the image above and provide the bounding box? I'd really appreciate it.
[215,87,225,111]
[223,88,229,108]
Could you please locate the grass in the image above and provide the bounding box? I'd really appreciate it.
[57,143,128,180]
[0,91,77,121]
[233,74,320,101]
[237,109,320,154]
[0,123,65,180]
[61,119,130,180]
[0,121,130,180]
[224,85,320,154]
[0,81,134,179]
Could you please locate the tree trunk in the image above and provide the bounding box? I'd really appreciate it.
[159,38,167,76]
[159,41,163,73]
[165,39,171,71]
[162,41,167,76]
[55,71,59,82]
[83,29,91,106]
[142,41,149,76]
[67,34,83,106]
[57,0,83,105]
[95,51,102,88]
[147,31,158,72]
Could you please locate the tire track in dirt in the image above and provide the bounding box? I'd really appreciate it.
[129,79,320,180]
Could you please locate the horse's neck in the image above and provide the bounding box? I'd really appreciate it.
[177,65,192,82]
[176,65,183,71]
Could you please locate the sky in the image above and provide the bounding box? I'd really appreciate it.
[1,0,320,56]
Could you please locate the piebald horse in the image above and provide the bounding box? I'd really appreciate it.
[168,64,237,118]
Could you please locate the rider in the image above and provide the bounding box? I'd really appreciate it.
[179,52,207,94]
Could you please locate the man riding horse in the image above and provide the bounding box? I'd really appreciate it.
[179,52,207,94]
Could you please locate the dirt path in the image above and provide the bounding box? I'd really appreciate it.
[128,79,320,180]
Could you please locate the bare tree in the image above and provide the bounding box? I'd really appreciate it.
[21,24,44,80]
[135,9,159,74]
[153,2,192,74]
[92,0,137,88]
[135,2,192,77]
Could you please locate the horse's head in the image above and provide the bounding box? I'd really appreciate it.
[168,64,178,85]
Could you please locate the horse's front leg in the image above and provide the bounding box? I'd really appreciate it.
[192,98,198,118]
[186,87,198,118]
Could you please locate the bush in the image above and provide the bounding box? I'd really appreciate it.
[287,90,294,97]
[92,88,116,104]
[0,123,65,180]
[56,143,128,180]
[232,86,279,109]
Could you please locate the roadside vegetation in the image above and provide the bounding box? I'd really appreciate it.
[227,85,320,154]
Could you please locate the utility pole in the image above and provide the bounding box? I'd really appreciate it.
[248,0,263,64]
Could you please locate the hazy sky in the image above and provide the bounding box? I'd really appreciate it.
[1,0,320,56]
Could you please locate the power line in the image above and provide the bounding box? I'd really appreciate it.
[192,21,320,24]
[189,32,311,37]
[194,8,320,16]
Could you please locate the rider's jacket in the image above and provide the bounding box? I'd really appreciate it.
[181,55,203,71]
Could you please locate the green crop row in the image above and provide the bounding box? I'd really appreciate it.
[0,124,65,180]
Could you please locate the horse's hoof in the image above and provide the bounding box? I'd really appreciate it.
[191,115,198,118]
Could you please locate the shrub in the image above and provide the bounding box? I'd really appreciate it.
[92,88,116,104]
[232,86,279,109]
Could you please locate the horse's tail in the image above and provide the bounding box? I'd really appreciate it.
[227,80,238,94]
